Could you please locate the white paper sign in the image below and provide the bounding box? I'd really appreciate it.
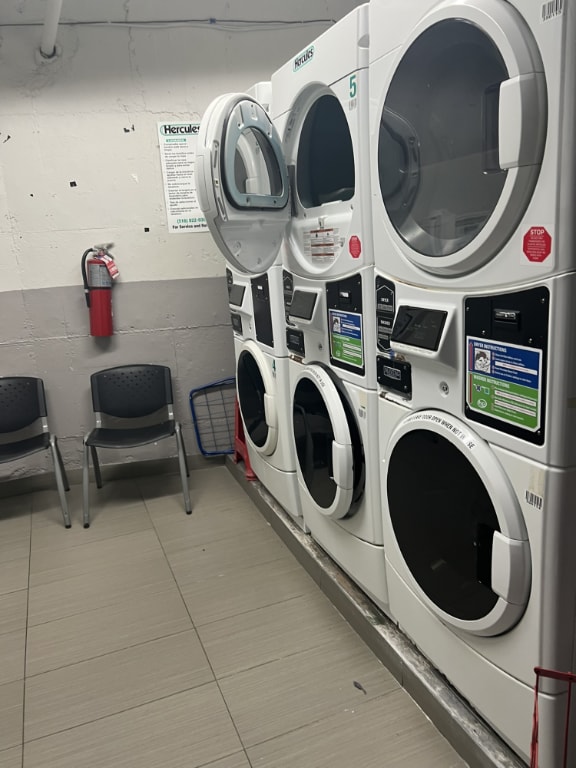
[158,121,208,233]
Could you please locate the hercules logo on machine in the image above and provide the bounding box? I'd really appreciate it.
[293,45,314,72]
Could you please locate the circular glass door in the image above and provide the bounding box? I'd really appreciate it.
[292,367,363,519]
[388,428,500,621]
[384,411,531,636]
[377,2,546,274]
[237,346,277,456]
[381,20,508,258]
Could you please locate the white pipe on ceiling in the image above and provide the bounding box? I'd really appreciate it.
[40,0,64,58]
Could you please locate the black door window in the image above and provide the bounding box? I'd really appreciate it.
[293,374,365,513]
[297,95,355,208]
[237,351,268,448]
[387,429,500,621]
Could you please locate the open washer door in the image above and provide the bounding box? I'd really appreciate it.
[236,342,278,457]
[292,365,364,520]
[384,410,531,637]
[196,92,290,274]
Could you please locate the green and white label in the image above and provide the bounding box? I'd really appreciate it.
[466,337,542,432]
[329,309,363,368]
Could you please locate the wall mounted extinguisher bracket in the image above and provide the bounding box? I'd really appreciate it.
[81,244,119,337]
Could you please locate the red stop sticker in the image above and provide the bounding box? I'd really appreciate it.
[523,227,551,263]
[349,236,362,258]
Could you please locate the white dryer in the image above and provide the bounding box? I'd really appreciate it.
[290,359,389,614]
[271,3,372,280]
[270,5,377,389]
[376,276,576,766]
[196,82,304,527]
[369,0,574,289]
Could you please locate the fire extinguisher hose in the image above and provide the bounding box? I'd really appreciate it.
[81,248,96,307]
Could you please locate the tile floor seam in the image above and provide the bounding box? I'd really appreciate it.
[20,504,33,768]
[210,629,370,682]
[147,509,256,764]
[192,590,319,629]
[197,751,254,768]
[26,576,180,630]
[168,550,298,582]
[193,592,313,632]
[29,522,157,554]
[241,688,403,753]
[23,627,201,681]
[0,592,27,638]
[21,679,218,746]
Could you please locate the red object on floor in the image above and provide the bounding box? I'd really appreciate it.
[531,667,576,768]
[234,398,256,480]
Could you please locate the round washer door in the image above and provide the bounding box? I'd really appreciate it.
[384,410,531,637]
[292,365,356,520]
[236,342,278,457]
[196,92,290,274]
[378,0,546,275]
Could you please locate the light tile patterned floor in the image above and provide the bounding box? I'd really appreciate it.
[0,466,467,768]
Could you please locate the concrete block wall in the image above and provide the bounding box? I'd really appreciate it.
[0,3,362,480]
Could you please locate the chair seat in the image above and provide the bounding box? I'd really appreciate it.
[0,433,50,463]
[85,421,176,449]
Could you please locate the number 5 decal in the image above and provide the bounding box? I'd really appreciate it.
[349,74,357,98]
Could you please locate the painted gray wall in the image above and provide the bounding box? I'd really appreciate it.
[1,277,233,478]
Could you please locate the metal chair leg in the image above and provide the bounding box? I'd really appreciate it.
[91,446,103,489]
[175,422,191,514]
[54,439,70,492]
[178,427,190,477]
[49,436,71,529]
[82,441,91,528]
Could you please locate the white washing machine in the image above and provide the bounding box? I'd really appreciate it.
[376,275,576,765]
[369,0,575,290]
[235,337,304,528]
[271,3,372,280]
[289,358,389,614]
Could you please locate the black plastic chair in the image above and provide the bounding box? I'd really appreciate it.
[0,377,71,528]
[82,364,190,528]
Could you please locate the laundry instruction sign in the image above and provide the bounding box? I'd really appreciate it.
[158,122,208,233]
[329,309,363,368]
[466,337,542,431]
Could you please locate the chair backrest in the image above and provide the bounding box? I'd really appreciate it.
[90,365,174,419]
[0,377,47,433]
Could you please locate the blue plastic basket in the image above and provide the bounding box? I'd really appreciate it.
[189,377,236,456]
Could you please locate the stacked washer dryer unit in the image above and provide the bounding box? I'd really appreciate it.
[370,0,576,764]
[270,4,389,614]
[196,82,306,530]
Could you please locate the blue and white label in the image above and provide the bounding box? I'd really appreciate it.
[329,309,363,368]
[466,337,542,431]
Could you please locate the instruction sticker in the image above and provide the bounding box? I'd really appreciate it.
[304,227,341,265]
[158,122,208,233]
[329,309,363,368]
[466,337,542,432]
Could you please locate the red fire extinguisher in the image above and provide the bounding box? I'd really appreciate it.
[81,245,119,337]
